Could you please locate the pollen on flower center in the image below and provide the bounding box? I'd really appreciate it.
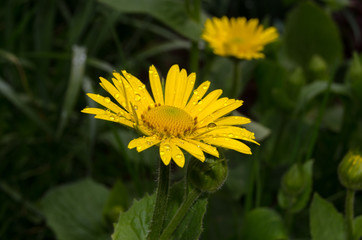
[141,105,195,137]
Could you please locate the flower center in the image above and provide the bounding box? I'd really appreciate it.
[141,105,195,137]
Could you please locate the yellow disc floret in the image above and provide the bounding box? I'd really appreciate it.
[142,105,195,137]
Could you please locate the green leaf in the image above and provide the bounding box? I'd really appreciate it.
[284,2,343,69]
[103,180,130,223]
[40,179,110,240]
[310,193,346,240]
[112,194,155,240]
[295,80,349,113]
[98,0,202,41]
[354,215,362,240]
[242,208,288,240]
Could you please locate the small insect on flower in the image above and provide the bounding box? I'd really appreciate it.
[202,16,279,60]
[82,65,259,167]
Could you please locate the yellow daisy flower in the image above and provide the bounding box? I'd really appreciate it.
[82,65,258,167]
[202,16,279,60]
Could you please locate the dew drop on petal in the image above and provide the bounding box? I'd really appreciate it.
[164,144,171,151]
[134,94,141,101]
[115,93,120,99]
[207,122,217,129]
[104,97,111,103]
[160,151,165,156]
[175,154,182,159]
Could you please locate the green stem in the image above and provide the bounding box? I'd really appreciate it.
[305,77,333,161]
[190,41,199,75]
[159,188,202,240]
[231,59,241,98]
[345,189,355,240]
[147,161,170,240]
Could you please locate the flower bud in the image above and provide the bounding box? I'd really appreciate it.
[281,163,306,195]
[338,150,362,190]
[187,153,228,193]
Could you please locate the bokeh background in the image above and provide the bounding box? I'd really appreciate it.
[1,0,362,239]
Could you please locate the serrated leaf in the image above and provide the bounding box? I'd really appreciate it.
[99,0,202,41]
[242,208,288,240]
[40,179,110,240]
[284,2,343,69]
[112,194,155,240]
[310,193,346,240]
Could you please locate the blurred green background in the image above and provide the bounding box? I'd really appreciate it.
[1,0,362,239]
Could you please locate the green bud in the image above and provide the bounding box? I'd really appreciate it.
[338,150,362,190]
[346,53,362,102]
[281,163,306,195]
[309,55,328,81]
[187,154,228,193]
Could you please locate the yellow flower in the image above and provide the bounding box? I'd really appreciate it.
[82,65,258,167]
[202,16,279,60]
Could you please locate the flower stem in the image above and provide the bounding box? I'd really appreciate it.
[305,77,332,161]
[159,188,202,240]
[147,161,170,240]
[232,59,241,98]
[345,189,355,240]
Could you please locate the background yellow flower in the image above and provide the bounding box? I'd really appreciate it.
[82,65,258,167]
[202,16,279,59]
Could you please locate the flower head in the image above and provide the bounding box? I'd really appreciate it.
[202,16,278,60]
[82,65,258,167]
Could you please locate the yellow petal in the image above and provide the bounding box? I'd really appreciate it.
[195,126,259,145]
[181,72,196,108]
[86,93,124,115]
[202,137,251,155]
[214,116,251,126]
[199,100,243,126]
[173,68,187,108]
[197,97,229,125]
[160,140,172,166]
[99,77,127,108]
[128,136,160,152]
[94,114,134,128]
[175,139,205,162]
[149,65,164,105]
[170,141,185,167]
[121,70,155,107]
[184,81,210,111]
[165,65,180,106]
[187,139,219,158]
[81,107,107,115]
[189,89,222,117]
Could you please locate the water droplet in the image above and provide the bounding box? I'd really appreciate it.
[197,145,200,148]
[202,85,208,90]
[207,122,217,129]
[114,93,120,99]
[137,146,143,151]
[134,105,138,110]
[104,97,111,103]
[175,154,182,159]
[160,151,165,156]
[193,90,199,95]
[134,94,141,101]
[138,85,145,90]
[146,141,153,145]
[228,133,234,138]
[110,116,115,120]
[164,144,170,151]
[106,109,111,114]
